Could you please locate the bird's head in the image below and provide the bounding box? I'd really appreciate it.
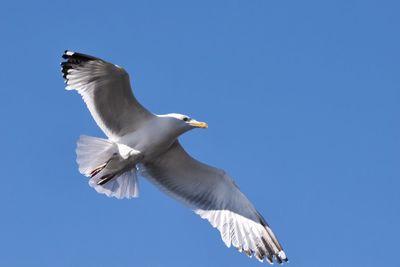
[159,113,208,132]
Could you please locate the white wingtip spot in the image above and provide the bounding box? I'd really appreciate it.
[278,250,287,259]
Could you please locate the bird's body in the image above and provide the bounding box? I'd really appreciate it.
[117,114,192,160]
[61,50,288,264]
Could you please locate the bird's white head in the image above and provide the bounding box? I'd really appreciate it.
[158,113,208,132]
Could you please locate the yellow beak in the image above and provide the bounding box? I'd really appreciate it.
[190,120,208,129]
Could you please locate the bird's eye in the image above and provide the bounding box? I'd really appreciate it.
[183,117,190,122]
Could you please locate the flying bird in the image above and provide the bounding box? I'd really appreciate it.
[61,51,288,264]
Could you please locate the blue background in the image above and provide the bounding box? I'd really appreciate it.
[0,0,399,266]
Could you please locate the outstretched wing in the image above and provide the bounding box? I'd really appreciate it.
[61,50,154,139]
[139,142,288,264]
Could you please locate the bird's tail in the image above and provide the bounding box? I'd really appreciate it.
[76,135,139,199]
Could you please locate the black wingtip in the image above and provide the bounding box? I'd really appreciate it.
[276,251,288,264]
[63,50,98,61]
[62,50,74,59]
[61,50,99,82]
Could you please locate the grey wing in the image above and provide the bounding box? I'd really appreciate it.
[61,51,154,139]
[139,141,288,264]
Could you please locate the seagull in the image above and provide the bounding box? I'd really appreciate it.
[61,50,288,264]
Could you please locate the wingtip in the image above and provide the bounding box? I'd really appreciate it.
[62,50,75,59]
[60,50,99,84]
[276,250,288,264]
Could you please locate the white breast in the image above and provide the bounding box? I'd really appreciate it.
[115,117,180,159]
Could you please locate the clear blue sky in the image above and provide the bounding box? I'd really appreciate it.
[0,0,399,266]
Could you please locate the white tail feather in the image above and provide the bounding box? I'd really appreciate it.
[76,135,117,176]
[76,135,140,199]
[89,169,139,199]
